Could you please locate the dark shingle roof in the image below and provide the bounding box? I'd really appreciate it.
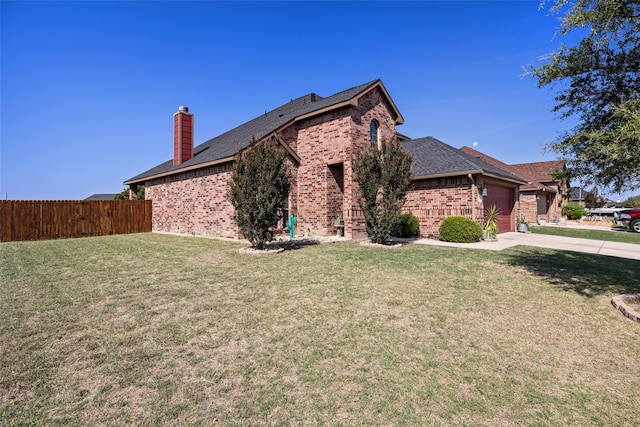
[401,137,526,184]
[570,187,592,200]
[125,80,385,184]
[510,160,566,184]
[459,146,558,193]
[84,194,117,200]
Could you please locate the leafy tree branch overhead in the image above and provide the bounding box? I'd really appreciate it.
[528,0,639,194]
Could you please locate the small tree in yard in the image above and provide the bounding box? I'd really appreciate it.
[114,186,144,200]
[584,189,607,209]
[229,137,292,250]
[354,140,413,244]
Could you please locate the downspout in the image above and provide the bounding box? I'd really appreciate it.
[468,173,475,221]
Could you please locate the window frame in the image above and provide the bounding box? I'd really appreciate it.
[370,120,380,148]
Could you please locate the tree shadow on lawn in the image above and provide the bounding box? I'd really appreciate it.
[501,247,640,297]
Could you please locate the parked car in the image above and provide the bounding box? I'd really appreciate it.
[616,209,640,232]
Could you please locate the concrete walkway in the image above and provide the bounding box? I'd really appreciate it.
[412,226,640,261]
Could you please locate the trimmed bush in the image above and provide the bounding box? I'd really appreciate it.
[394,213,420,238]
[439,216,482,243]
[562,201,588,220]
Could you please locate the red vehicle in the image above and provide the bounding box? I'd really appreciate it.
[617,209,640,233]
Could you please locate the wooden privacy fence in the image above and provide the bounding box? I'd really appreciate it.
[0,200,152,242]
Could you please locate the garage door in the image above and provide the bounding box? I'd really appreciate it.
[484,184,513,233]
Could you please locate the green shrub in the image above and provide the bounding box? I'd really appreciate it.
[353,141,413,244]
[229,137,292,249]
[438,216,482,243]
[562,202,588,220]
[394,213,420,238]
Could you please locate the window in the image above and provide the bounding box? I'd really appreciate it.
[370,120,379,148]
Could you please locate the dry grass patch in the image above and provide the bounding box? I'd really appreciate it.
[1,234,639,425]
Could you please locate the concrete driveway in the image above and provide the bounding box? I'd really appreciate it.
[413,229,640,261]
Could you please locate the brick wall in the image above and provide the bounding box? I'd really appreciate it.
[518,192,538,224]
[295,111,360,237]
[403,175,477,237]
[518,188,563,224]
[145,163,239,239]
[294,87,397,239]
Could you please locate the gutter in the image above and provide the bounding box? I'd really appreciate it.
[412,169,484,180]
[412,170,527,185]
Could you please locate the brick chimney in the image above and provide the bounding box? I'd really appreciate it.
[173,106,194,166]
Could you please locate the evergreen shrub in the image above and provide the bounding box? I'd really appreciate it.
[353,141,413,244]
[562,202,588,220]
[394,213,420,238]
[438,216,482,243]
[229,137,292,249]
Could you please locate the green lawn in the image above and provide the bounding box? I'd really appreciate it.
[530,224,640,244]
[1,234,639,426]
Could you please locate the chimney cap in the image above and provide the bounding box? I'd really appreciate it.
[178,106,189,113]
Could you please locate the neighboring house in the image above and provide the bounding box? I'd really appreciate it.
[124,79,533,239]
[459,147,567,224]
[84,194,117,201]
[605,200,624,208]
[569,187,591,207]
[511,160,568,221]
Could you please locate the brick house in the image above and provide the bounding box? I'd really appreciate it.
[459,147,568,224]
[124,79,533,239]
[402,137,527,237]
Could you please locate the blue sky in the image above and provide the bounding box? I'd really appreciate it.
[1,1,633,202]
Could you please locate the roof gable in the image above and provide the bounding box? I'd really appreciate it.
[125,80,401,184]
